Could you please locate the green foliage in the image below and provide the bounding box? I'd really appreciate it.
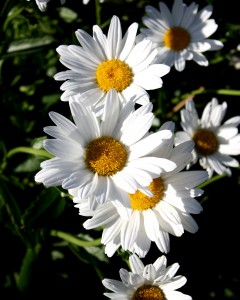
[1,0,240,299]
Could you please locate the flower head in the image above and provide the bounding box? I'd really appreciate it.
[54,15,170,116]
[175,98,240,177]
[74,122,208,257]
[29,0,65,12]
[83,0,104,4]
[102,253,192,300]
[35,90,176,207]
[140,0,223,71]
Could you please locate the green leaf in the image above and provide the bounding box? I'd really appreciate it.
[14,156,43,173]
[3,3,26,31]
[21,187,66,228]
[16,244,42,292]
[58,7,78,23]
[7,36,55,53]
[69,243,108,281]
[7,146,53,159]
[42,93,61,110]
[76,233,108,263]
[0,179,22,231]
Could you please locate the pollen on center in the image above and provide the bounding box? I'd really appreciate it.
[96,59,133,92]
[85,136,128,176]
[163,26,191,51]
[193,128,219,156]
[129,177,165,211]
[131,284,166,300]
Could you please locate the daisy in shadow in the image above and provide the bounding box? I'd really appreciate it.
[175,97,240,177]
[140,0,223,71]
[102,253,192,300]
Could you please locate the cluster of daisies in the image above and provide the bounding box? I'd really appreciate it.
[34,0,240,299]
[29,0,100,12]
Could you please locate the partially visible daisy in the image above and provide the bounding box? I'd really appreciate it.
[102,253,192,300]
[35,89,176,207]
[140,0,223,71]
[36,0,49,11]
[175,98,240,177]
[83,0,104,4]
[29,0,65,12]
[75,122,208,257]
[54,15,170,115]
[229,44,240,70]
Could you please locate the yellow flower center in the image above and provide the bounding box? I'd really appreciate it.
[129,177,165,211]
[163,27,191,51]
[85,136,128,176]
[96,59,133,92]
[131,285,166,300]
[193,129,219,156]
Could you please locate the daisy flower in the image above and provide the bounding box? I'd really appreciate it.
[102,253,192,300]
[75,122,208,257]
[35,0,49,11]
[29,0,65,12]
[35,89,176,206]
[54,15,170,115]
[175,97,240,177]
[83,0,104,4]
[140,0,223,71]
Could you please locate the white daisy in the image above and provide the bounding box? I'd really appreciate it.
[102,253,192,300]
[35,89,176,206]
[75,122,208,257]
[36,0,49,11]
[140,0,223,71]
[175,97,240,177]
[30,0,65,12]
[83,0,104,4]
[54,15,170,115]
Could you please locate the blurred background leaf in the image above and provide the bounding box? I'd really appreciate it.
[0,0,240,299]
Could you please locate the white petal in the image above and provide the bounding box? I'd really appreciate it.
[143,264,156,281]
[119,22,138,61]
[70,98,100,141]
[143,209,161,242]
[44,139,83,160]
[121,211,140,250]
[162,290,192,300]
[128,130,172,160]
[102,279,127,293]
[83,203,117,229]
[129,254,144,274]
[120,113,154,145]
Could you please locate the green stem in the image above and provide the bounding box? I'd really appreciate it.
[197,173,227,189]
[16,244,42,292]
[50,230,102,247]
[214,89,240,96]
[177,88,240,102]
[6,146,52,159]
[198,166,240,189]
[95,0,101,26]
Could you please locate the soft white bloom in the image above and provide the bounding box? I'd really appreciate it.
[140,0,223,71]
[35,90,176,207]
[102,253,192,300]
[35,0,49,11]
[54,15,170,116]
[175,98,240,177]
[74,122,208,257]
[229,44,240,70]
[83,0,104,4]
[29,0,65,12]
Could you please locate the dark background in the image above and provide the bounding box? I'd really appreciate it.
[1,0,240,299]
